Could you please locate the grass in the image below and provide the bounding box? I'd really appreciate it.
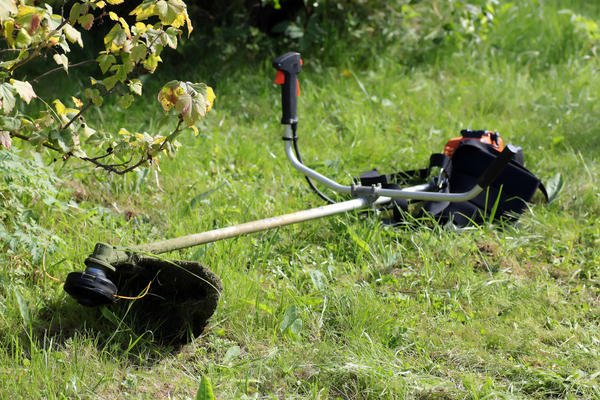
[1,1,599,398]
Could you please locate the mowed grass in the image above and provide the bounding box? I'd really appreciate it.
[1,1,599,399]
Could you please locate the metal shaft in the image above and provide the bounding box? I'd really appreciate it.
[137,197,381,255]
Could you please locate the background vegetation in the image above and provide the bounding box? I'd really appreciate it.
[1,0,598,398]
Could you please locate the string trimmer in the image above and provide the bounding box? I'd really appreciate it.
[64,52,516,342]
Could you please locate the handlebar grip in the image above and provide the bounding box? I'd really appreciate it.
[477,144,518,188]
[273,52,302,125]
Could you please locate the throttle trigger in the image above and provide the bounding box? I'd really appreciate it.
[274,70,285,85]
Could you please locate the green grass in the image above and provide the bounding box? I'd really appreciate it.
[1,1,599,398]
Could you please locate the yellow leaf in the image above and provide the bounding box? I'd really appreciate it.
[130,4,156,21]
[171,12,185,29]
[53,99,66,115]
[133,22,147,34]
[96,1,106,9]
[3,20,15,47]
[205,86,215,112]
[189,125,199,136]
[118,127,130,136]
[52,99,79,116]
[153,135,166,144]
[119,17,130,37]
[186,14,193,36]
[157,83,178,112]
[108,11,118,21]
[16,5,37,19]
[106,0,124,4]
[142,54,161,73]
[71,96,83,108]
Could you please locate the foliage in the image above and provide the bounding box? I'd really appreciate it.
[195,375,216,400]
[0,0,214,174]
[0,149,64,264]
[189,0,599,70]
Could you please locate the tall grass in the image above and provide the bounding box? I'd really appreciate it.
[1,0,598,398]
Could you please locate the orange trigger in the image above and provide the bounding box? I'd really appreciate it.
[274,70,285,85]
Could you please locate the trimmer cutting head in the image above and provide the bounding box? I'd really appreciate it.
[63,267,117,307]
[64,247,120,307]
[64,247,222,343]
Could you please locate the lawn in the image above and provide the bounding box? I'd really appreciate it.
[0,1,598,399]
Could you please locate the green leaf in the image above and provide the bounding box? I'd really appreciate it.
[104,23,128,50]
[546,173,563,204]
[0,48,28,70]
[15,28,32,48]
[116,93,134,109]
[78,13,94,30]
[114,62,133,82]
[100,306,121,326]
[97,53,116,74]
[157,81,214,127]
[68,2,85,24]
[223,345,241,364]
[0,82,16,113]
[155,0,188,27]
[163,27,179,48]
[156,0,169,20]
[308,269,327,290]
[0,115,21,131]
[289,318,303,336]
[346,226,371,253]
[130,44,147,63]
[102,74,119,91]
[53,129,75,152]
[84,88,104,106]
[10,79,36,103]
[13,287,31,327]
[195,375,215,400]
[128,79,142,96]
[280,304,302,336]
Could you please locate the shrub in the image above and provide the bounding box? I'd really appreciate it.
[0,0,214,174]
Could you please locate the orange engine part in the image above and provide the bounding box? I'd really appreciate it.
[444,131,504,157]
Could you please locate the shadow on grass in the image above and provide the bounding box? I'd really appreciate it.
[3,258,224,363]
[0,297,180,364]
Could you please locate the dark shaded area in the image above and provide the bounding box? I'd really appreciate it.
[113,258,222,344]
[188,0,307,35]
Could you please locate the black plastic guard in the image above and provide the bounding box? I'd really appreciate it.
[114,258,222,344]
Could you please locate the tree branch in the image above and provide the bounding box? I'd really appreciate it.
[9,110,186,175]
[9,131,61,152]
[80,154,151,175]
[31,60,96,83]
[61,100,94,131]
